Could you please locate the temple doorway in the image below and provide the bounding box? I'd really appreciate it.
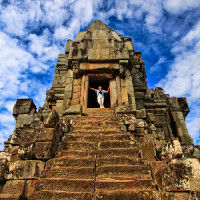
[88,78,110,108]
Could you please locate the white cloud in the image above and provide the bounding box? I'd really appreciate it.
[163,0,200,14]
[5,101,16,113]
[158,21,200,100]
[0,5,27,36]
[151,57,166,72]
[0,0,200,151]
[157,20,200,142]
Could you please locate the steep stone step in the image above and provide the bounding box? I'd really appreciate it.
[98,140,135,149]
[73,116,118,122]
[84,108,115,114]
[42,167,95,179]
[65,133,131,142]
[71,128,125,134]
[65,141,97,151]
[96,156,146,166]
[72,124,124,128]
[97,148,139,158]
[30,190,94,200]
[96,165,152,180]
[0,194,22,200]
[95,190,159,200]
[57,150,96,158]
[71,126,126,133]
[83,111,116,117]
[95,179,157,191]
[35,178,94,193]
[45,157,95,169]
[73,120,122,126]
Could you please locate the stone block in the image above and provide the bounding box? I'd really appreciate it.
[0,159,7,182]
[2,180,26,195]
[72,92,80,100]
[33,142,54,160]
[170,158,200,178]
[52,74,66,88]
[135,127,145,136]
[63,104,82,115]
[23,114,34,126]
[149,124,156,131]
[190,178,200,192]
[155,162,191,191]
[136,108,146,119]
[162,192,196,200]
[55,94,64,100]
[136,100,144,109]
[13,99,36,118]
[71,99,80,106]
[178,97,190,118]
[139,135,156,162]
[154,115,166,125]
[116,105,136,114]
[88,48,110,60]
[121,87,129,105]
[155,108,166,114]
[55,100,63,114]
[5,160,45,180]
[73,86,81,94]
[18,144,34,160]
[135,119,147,128]
[160,139,183,162]
[16,127,56,144]
[154,140,167,153]
[65,39,73,53]
[45,110,60,128]
[135,92,144,100]
[155,158,200,192]
[193,147,200,158]
[146,113,154,122]
[25,180,36,199]
[171,111,184,122]
[128,123,135,132]
[181,145,194,155]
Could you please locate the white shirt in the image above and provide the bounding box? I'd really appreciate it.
[95,89,106,98]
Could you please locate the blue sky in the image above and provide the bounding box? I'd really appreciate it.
[0,0,200,150]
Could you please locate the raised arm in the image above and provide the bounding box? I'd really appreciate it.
[89,86,96,91]
[106,87,110,93]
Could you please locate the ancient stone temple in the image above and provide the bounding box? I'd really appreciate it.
[0,20,200,200]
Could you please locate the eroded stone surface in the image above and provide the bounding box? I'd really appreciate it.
[5,160,45,180]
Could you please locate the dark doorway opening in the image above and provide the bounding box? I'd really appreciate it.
[88,78,110,108]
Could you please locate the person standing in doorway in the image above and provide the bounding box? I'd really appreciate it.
[89,86,110,108]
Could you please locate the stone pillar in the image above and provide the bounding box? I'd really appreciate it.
[120,78,129,105]
[62,69,73,113]
[125,70,136,108]
[116,76,122,106]
[169,97,193,145]
[80,75,86,107]
[84,76,89,109]
[110,79,117,109]
[71,78,81,106]
[80,75,89,110]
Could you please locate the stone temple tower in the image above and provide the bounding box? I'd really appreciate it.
[0,20,200,199]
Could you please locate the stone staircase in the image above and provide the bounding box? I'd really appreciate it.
[31,109,159,199]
